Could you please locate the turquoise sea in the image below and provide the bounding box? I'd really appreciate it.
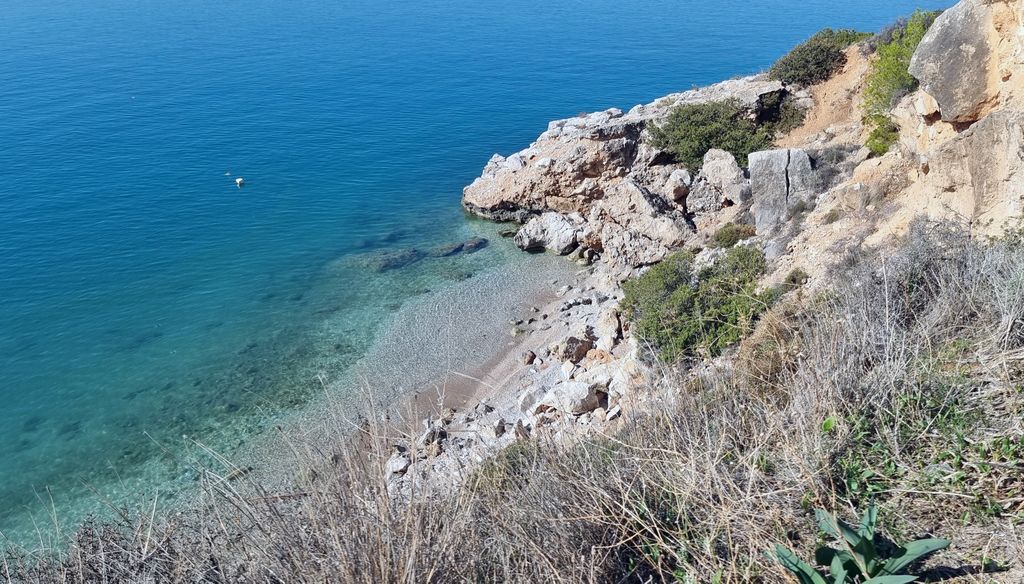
[1,0,948,543]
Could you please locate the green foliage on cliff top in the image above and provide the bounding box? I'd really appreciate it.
[768,28,871,87]
[648,99,774,171]
[862,10,941,155]
[622,245,772,362]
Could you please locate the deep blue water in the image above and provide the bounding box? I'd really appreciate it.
[1,0,949,542]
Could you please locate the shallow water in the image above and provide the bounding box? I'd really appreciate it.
[0,0,949,542]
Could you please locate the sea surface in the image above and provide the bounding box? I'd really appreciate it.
[1,0,949,543]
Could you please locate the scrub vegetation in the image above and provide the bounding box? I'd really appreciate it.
[768,28,872,87]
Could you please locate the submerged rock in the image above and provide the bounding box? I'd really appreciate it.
[430,236,489,257]
[355,248,426,272]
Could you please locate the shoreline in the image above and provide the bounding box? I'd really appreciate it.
[241,243,581,492]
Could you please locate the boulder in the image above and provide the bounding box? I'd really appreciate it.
[533,381,607,416]
[385,453,411,477]
[595,307,621,341]
[553,326,596,364]
[514,213,582,254]
[916,109,1024,226]
[586,180,693,268]
[688,149,749,214]
[665,168,693,202]
[749,149,818,233]
[908,0,998,124]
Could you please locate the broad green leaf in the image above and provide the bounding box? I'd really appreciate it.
[863,575,917,584]
[851,530,878,575]
[816,509,842,539]
[774,545,829,584]
[880,539,950,575]
[829,554,848,584]
[837,519,863,549]
[859,503,878,540]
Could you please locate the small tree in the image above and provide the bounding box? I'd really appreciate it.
[862,11,940,155]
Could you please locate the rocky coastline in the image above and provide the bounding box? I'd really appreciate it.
[382,0,1024,499]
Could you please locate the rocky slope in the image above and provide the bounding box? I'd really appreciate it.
[389,0,1024,506]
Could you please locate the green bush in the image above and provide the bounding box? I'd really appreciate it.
[865,118,900,156]
[711,223,756,248]
[862,11,940,155]
[622,246,772,362]
[648,99,774,171]
[768,28,871,87]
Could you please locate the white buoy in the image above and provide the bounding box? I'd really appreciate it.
[235,177,245,188]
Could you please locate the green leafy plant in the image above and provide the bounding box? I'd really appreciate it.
[862,11,940,155]
[768,28,871,87]
[774,504,950,583]
[648,99,774,170]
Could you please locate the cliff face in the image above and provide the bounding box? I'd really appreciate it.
[897,0,1024,230]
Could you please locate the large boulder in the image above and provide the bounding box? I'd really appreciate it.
[749,149,818,233]
[916,109,1024,226]
[586,180,693,268]
[908,0,998,124]
[533,381,606,416]
[687,149,750,214]
[553,325,597,364]
[514,212,583,254]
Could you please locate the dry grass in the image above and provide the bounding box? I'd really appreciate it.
[5,220,1023,583]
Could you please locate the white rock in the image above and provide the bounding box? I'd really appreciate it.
[534,381,606,416]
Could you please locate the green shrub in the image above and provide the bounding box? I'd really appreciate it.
[865,118,900,156]
[862,11,940,155]
[711,223,756,248]
[622,246,772,362]
[774,503,950,583]
[648,99,773,171]
[768,28,871,87]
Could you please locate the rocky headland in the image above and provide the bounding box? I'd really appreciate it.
[382,0,1024,525]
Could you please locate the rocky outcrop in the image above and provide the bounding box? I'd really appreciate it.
[913,109,1024,225]
[687,149,750,214]
[897,0,1024,231]
[749,149,818,233]
[908,0,999,124]
[462,76,785,268]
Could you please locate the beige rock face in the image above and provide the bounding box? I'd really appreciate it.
[897,0,1024,232]
[908,0,1001,123]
